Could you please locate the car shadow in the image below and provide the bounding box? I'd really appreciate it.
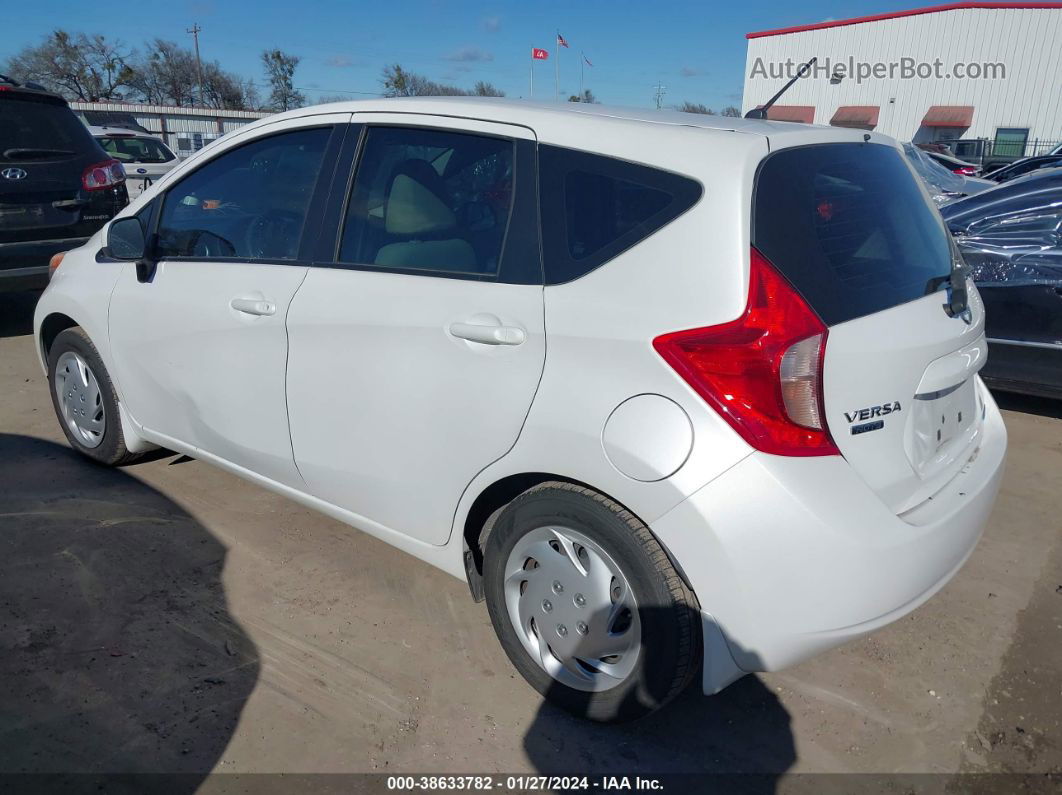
[521,605,795,792]
[0,433,259,790]
[0,290,41,338]
[990,389,1062,420]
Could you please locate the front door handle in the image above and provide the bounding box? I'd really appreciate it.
[449,321,526,346]
[231,297,276,316]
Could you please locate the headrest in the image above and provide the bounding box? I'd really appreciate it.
[385,159,456,236]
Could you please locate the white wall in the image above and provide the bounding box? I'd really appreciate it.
[742,6,1062,144]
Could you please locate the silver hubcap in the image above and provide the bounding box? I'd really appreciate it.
[54,351,106,448]
[504,526,640,692]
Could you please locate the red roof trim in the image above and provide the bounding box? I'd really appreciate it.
[922,105,975,127]
[747,2,1062,38]
[756,104,816,123]
[830,105,881,128]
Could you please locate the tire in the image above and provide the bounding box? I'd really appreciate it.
[483,481,701,722]
[47,327,141,467]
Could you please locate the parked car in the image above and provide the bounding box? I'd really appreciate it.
[904,143,994,204]
[34,98,1006,722]
[0,76,128,292]
[942,168,1062,398]
[923,149,981,176]
[982,154,1062,184]
[89,126,178,198]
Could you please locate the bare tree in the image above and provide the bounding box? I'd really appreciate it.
[129,39,197,106]
[5,29,135,101]
[720,105,741,117]
[314,93,352,105]
[472,80,505,97]
[567,89,598,103]
[262,49,304,111]
[677,101,714,114]
[381,64,501,98]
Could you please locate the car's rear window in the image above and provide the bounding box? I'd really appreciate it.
[753,143,953,326]
[0,97,96,161]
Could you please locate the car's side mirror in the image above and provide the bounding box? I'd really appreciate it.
[108,217,146,260]
[107,217,156,283]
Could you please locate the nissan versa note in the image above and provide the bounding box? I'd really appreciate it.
[34,98,1007,722]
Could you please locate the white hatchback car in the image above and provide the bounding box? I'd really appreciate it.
[35,98,1007,722]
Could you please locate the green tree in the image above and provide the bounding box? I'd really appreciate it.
[261,48,304,111]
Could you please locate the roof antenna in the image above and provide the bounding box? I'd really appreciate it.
[744,57,817,119]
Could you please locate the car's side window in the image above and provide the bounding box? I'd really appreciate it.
[538,145,703,285]
[338,126,515,278]
[155,126,332,262]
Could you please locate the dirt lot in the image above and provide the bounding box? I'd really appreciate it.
[1,289,1060,789]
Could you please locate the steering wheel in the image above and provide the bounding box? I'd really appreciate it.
[187,229,236,258]
[245,209,303,260]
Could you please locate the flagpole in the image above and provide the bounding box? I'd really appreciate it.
[530,50,533,98]
[555,32,560,101]
[580,52,584,98]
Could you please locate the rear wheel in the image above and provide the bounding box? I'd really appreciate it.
[47,327,140,466]
[483,482,701,722]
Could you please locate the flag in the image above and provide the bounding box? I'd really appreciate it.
[583,53,593,67]
[532,47,549,60]
[557,33,569,48]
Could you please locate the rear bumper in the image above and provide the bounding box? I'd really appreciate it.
[651,380,1007,694]
[0,237,88,292]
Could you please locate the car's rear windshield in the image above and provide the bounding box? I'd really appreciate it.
[98,135,175,163]
[753,143,952,326]
[0,96,95,161]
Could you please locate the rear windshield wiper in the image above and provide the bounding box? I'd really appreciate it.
[2,147,76,160]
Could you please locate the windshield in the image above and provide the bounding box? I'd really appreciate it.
[903,143,966,196]
[754,143,953,326]
[0,97,94,161]
[98,135,175,164]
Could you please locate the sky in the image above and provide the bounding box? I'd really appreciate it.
[1,0,936,110]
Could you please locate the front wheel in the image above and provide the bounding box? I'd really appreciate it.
[483,482,701,722]
[47,327,141,466]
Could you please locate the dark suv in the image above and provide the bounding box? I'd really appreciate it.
[1,77,128,291]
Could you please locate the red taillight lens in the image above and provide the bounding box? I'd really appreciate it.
[953,166,977,176]
[653,247,840,457]
[81,158,126,191]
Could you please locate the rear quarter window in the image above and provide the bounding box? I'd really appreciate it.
[539,145,702,285]
[753,143,953,326]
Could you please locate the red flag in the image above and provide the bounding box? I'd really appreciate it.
[557,33,569,48]
[532,47,549,60]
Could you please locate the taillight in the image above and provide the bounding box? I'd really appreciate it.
[81,159,126,191]
[953,166,977,176]
[653,247,839,457]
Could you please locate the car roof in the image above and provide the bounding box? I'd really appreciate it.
[86,125,143,137]
[250,96,894,150]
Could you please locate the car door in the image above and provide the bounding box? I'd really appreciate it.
[285,117,544,545]
[108,114,349,486]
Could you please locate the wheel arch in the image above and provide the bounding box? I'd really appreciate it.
[460,472,696,602]
[38,312,79,364]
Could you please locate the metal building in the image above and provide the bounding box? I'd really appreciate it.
[742,3,1062,157]
[70,101,271,159]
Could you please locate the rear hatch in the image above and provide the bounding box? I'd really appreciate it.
[754,141,987,514]
[0,90,120,246]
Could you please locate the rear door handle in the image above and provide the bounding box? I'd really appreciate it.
[448,321,526,346]
[231,297,276,316]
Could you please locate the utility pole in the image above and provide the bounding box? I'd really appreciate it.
[187,23,204,106]
[653,82,667,110]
